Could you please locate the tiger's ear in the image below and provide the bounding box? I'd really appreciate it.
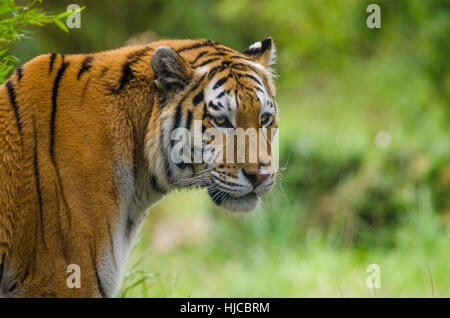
[243,37,277,70]
[151,46,192,91]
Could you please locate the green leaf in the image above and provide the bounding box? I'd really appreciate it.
[53,18,68,32]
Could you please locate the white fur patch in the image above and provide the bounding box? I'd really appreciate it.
[205,80,237,126]
[249,41,262,50]
[195,65,211,75]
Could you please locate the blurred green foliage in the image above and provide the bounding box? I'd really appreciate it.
[6,0,450,296]
[0,0,81,83]
[13,0,449,104]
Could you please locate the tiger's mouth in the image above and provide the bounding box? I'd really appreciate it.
[207,187,261,212]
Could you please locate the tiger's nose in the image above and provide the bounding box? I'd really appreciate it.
[242,168,269,187]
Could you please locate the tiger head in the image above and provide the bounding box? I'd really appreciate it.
[147,38,278,212]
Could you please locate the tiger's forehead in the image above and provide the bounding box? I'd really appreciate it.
[203,69,275,126]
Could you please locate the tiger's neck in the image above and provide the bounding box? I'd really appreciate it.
[96,85,170,297]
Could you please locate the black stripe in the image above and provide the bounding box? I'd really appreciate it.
[49,53,57,74]
[125,215,135,237]
[256,86,265,93]
[163,81,198,180]
[95,268,106,298]
[177,40,214,53]
[117,61,133,92]
[15,67,23,81]
[187,74,205,95]
[195,57,220,68]
[229,54,251,61]
[173,103,183,132]
[167,102,184,179]
[161,129,172,180]
[50,59,72,230]
[50,60,69,157]
[235,72,262,86]
[81,77,91,100]
[213,77,228,89]
[231,62,261,75]
[162,92,195,176]
[259,38,272,53]
[77,56,94,80]
[192,51,208,64]
[202,103,208,119]
[176,162,188,170]
[208,101,220,111]
[127,46,152,61]
[216,91,225,99]
[193,90,204,105]
[214,45,236,53]
[33,123,46,248]
[195,52,227,61]
[207,65,224,80]
[150,175,165,193]
[113,47,152,93]
[5,80,22,136]
[185,110,193,130]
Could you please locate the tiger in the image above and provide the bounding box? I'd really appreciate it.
[0,37,278,297]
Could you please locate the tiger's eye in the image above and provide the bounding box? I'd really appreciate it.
[260,113,271,125]
[215,116,226,124]
[213,116,233,128]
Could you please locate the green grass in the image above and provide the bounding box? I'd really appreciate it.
[121,191,450,297]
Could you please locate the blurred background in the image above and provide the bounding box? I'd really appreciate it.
[7,0,450,297]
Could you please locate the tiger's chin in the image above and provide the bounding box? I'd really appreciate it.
[207,188,261,212]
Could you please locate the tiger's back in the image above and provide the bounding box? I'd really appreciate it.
[0,45,158,297]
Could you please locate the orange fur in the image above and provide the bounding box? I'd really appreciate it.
[0,39,277,297]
